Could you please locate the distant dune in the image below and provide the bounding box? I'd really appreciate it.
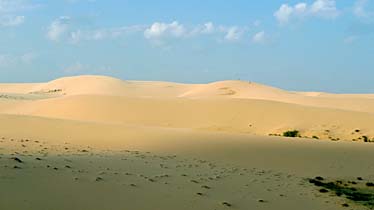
[1,75,374,141]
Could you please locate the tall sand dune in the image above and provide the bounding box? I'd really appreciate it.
[1,75,374,141]
[3,75,374,113]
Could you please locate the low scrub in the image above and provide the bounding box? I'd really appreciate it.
[282,130,300,138]
[309,177,374,208]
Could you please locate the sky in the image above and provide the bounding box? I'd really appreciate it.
[0,0,373,93]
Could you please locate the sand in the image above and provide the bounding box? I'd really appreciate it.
[0,75,374,210]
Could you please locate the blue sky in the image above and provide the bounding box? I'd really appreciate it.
[0,0,373,93]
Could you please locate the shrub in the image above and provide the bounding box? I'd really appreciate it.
[309,178,374,207]
[312,136,319,139]
[283,130,300,138]
[362,136,369,142]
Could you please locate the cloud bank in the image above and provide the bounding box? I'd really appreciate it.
[274,0,339,24]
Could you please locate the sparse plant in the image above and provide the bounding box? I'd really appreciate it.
[362,136,369,142]
[283,130,300,138]
[309,177,374,208]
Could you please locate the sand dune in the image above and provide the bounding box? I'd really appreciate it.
[0,75,373,141]
[179,80,374,113]
[4,75,373,113]
[2,94,374,142]
[1,75,374,210]
[25,75,190,97]
[0,83,41,94]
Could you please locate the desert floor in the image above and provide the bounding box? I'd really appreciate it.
[0,75,374,210]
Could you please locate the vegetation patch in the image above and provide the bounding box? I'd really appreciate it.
[29,89,63,94]
[362,136,374,143]
[309,177,374,208]
[282,130,300,138]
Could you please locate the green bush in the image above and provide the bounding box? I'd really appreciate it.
[283,130,300,138]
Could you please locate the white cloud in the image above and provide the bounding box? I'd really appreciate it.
[310,0,339,18]
[190,22,215,36]
[252,31,266,43]
[295,3,308,14]
[47,16,70,41]
[0,0,38,27]
[45,20,250,45]
[70,25,145,43]
[144,21,186,39]
[274,0,339,24]
[274,4,294,24]
[70,30,101,43]
[144,21,221,40]
[0,15,24,26]
[202,22,214,34]
[224,26,243,41]
[143,21,250,44]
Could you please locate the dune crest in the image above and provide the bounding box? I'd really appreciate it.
[1,75,374,142]
[28,75,128,96]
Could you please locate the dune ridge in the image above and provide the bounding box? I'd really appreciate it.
[1,75,374,142]
[3,75,374,112]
